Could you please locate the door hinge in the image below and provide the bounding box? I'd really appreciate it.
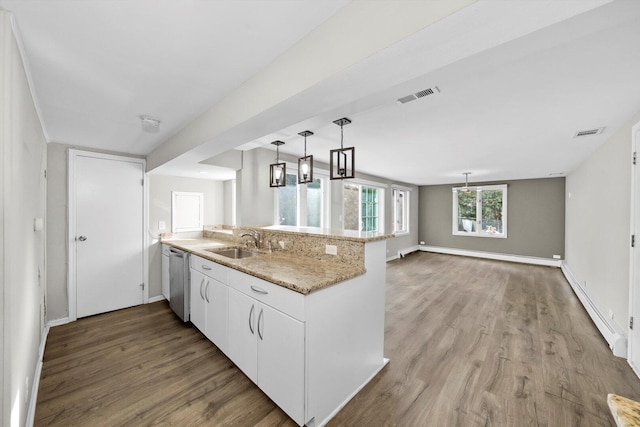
[141,179,144,186]
[633,235,636,248]
[634,152,637,165]
[140,283,145,290]
[631,316,634,330]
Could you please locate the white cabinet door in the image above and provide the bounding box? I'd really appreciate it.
[190,268,207,333]
[161,247,170,301]
[227,288,258,383]
[258,304,305,425]
[205,278,228,354]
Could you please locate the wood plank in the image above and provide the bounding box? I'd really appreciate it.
[36,253,640,426]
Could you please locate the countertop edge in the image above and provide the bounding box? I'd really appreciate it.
[162,239,366,295]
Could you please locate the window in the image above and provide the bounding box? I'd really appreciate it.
[452,184,507,238]
[172,191,203,232]
[275,167,328,227]
[393,188,409,235]
[344,183,384,233]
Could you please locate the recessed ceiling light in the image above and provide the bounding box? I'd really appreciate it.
[140,115,160,132]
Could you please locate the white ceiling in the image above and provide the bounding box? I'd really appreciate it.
[2,0,639,185]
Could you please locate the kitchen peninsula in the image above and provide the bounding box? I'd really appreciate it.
[162,226,391,427]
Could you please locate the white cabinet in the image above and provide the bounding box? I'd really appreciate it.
[227,280,305,425]
[190,268,207,332]
[189,255,229,354]
[161,244,170,300]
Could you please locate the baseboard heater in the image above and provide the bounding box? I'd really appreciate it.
[561,262,627,358]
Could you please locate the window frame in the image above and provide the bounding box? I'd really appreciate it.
[342,180,385,234]
[392,187,410,236]
[452,184,507,238]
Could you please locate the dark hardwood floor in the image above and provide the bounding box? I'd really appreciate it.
[36,252,640,426]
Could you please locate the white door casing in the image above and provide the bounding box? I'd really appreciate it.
[629,123,640,375]
[68,150,148,320]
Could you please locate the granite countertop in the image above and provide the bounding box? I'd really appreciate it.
[162,238,365,295]
[608,393,640,426]
[262,225,393,242]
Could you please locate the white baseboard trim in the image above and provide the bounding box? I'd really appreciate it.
[420,245,561,267]
[315,358,390,427]
[47,317,70,327]
[148,295,166,303]
[386,245,421,263]
[560,261,627,358]
[26,321,52,427]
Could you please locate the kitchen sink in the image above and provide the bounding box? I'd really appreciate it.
[204,247,261,259]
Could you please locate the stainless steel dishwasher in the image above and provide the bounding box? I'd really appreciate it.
[168,247,190,322]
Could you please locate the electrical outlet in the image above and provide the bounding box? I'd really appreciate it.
[279,241,285,249]
[553,254,561,260]
[326,245,338,255]
[158,221,166,230]
[420,241,425,245]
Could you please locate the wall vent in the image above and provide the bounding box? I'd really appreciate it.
[574,127,605,138]
[397,86,440,104]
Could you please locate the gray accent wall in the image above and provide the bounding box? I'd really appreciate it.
[565,111,640,332]
[419,177,565,259]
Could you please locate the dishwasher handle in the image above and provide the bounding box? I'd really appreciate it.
[169,248,184,257]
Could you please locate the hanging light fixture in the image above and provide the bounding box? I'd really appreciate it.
[297,130,314,184]
[269,140,286,188]
[330,117,355,180]
[462,172,472,192]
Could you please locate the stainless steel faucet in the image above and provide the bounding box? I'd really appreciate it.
[240,229,261,249]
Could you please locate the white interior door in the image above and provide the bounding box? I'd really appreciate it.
[630,125,640,373]
[70,151,145,319]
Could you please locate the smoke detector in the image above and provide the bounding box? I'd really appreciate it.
[573,127,604,138]
[397,86,440,104]
[140,115,160,132]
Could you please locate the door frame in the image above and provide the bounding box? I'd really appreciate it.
[68,149,148,321]
[629,120,640,375]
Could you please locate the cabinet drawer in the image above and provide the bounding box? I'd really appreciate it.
[191,255,227,283]
[228,269,305,321]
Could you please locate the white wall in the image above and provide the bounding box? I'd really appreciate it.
[148,174,224,298]
[1,10,48,426]
[565,111,640,332]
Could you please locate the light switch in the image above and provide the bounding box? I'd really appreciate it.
[159,221,166,230]
[34,218,43,231]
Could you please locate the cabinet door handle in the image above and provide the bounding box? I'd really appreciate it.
[204,281,210,303]
[249,304,255,335]
[202,265,212,271]
[257,308,264,341]
[199,278,205,300]
[251,285,268,295]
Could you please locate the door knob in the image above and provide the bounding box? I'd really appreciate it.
[78,235,87,241]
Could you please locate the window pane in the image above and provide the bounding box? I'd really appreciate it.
[306,178,322,227]
[481,189,503,234]
[457,189,477,233]
[394,190,407,233]
[361,186,378,232]
[343,183,359,230]
[278,173,298,225]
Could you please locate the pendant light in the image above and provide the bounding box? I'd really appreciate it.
[462,172,472,192]
[269,141,286,188]
[330,117,355,180]
[297,131,314,184]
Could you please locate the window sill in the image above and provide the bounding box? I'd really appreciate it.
[452,232,507,239]
[393,231,410,237]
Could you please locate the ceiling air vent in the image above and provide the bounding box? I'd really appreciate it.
[574,127,605,138]
[396,86,440,104]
